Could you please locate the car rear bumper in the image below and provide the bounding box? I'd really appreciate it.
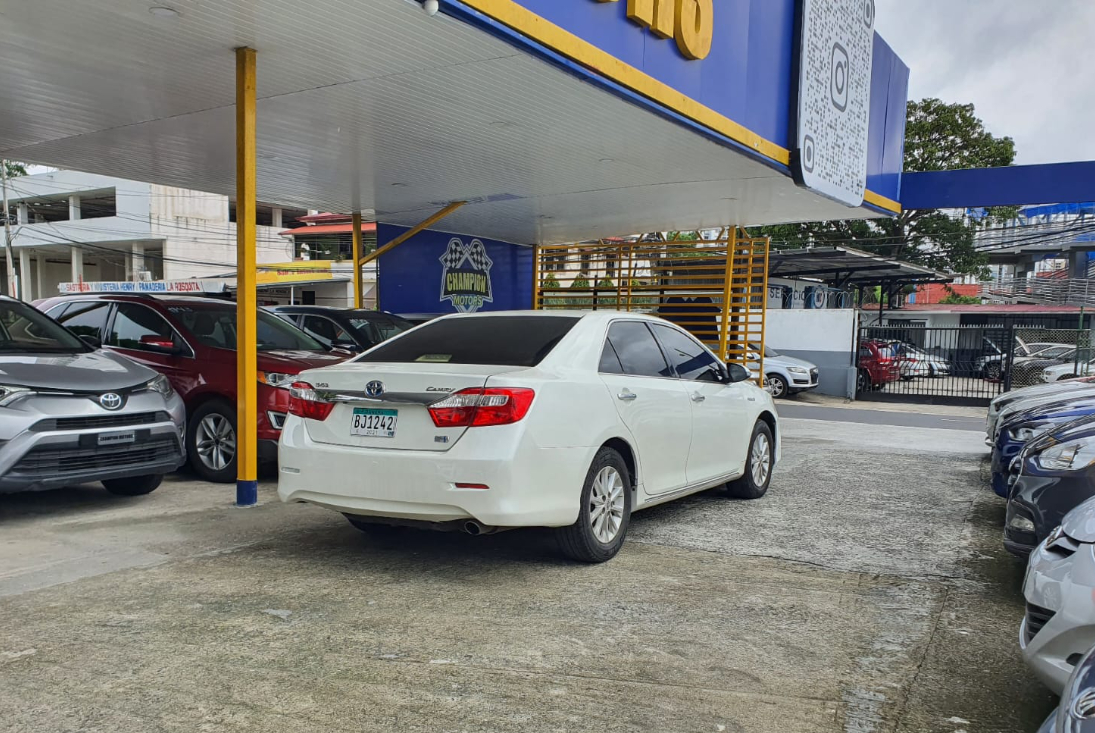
[1022,541,1095,694]
[277,416,592,527]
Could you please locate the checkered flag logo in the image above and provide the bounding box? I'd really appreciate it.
[438,237,494,313]
[465,239,493,271]
[440,238,466,269]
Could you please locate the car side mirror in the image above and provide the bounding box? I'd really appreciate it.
[79,334,102,349]
[138,335,181,355]
[331,339,362,352]
[725,363,751,384]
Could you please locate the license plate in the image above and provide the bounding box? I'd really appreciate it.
[98,430,136,446]
[350,408,398,438]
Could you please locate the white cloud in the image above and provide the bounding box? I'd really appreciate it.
[875,0,1095,165]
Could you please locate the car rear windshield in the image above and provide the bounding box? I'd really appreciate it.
[358,315,580,367]
[167,303,327,352]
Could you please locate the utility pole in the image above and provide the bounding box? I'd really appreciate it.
[1,159,15,299]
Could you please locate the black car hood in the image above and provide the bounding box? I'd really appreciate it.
[0,350,155,391]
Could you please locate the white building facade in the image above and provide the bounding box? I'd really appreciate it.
[2,170,307,301]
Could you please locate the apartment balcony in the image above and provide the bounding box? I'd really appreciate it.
[980,276,1095,306]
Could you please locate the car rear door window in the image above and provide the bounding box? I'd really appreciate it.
[651,324,721,382]
[599,340,624,374]
[605,321,672,378]
[55,301,110,340]
[358,316,579,367]
[109,303,186,354]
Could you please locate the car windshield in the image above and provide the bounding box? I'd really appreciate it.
[358,315,579,366]
[168,303,327,351]
[348,312,413,344]
[748,343,781,358]
[1038,346,1073,360]
[0,301,88,353]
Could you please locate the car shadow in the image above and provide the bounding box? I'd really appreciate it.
[0,483,128,522]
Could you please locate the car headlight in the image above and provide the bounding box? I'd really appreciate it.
[260,372,296,389]
[145,374,174,397]
[1037,439,1095,471]
[0,385,34,407]
[787,366,809,374]
[1009,422,1054,442]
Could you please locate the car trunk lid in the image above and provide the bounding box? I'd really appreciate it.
[300,363,524,451]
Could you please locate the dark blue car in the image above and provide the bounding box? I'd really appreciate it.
[992,396,1095,497]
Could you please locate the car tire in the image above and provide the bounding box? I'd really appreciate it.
[556,447,632,563]
[928,365,936,378]
[856,369,869,393]
[102,474,163,496]
[726,421,774,500]
[984,362,1003,381]
[188,399,237,484]
[766,373,788,399]
[1060,374,1077,382]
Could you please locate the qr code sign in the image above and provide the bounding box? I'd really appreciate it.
[795,0,875,207]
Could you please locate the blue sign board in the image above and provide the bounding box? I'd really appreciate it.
[444,0,909,207]
[377,224,534,315]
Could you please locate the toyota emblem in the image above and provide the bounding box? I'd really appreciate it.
[99,392,123,411]
[365,381,384,397]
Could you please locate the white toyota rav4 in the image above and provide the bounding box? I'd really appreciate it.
[278,311,780,562]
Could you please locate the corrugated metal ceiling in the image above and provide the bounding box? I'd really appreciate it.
[0,0,880,244]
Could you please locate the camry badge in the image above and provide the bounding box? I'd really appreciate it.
[365,381,384,397]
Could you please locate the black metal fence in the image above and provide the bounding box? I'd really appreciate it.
[854,326,1094,405]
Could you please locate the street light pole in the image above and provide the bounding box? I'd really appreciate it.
[1,159,15,299]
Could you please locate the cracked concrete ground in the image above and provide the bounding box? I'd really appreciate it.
[0,412,1057,732]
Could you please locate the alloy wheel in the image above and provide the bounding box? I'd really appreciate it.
[196,414,237,471]
[589,466,626,544]
[750,433,771,487]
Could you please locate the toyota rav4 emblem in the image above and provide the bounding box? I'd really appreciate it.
[365,381,384,397]
[99,392,123,411]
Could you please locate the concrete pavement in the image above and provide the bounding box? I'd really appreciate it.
[0,410,1054,732]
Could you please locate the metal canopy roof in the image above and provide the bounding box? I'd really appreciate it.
[0,0,887,246]
[768,246,949,285]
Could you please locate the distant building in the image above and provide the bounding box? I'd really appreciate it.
[1,170,308,300]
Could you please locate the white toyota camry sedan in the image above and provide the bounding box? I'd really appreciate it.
[278,311,780,562]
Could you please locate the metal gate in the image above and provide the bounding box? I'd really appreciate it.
[534,229,770,384]
[855,325,1094,405]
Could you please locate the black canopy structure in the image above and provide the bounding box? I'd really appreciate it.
[768,246,949,288]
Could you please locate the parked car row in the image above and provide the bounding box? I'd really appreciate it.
[985,378,1095,728]
[0,295,415,494]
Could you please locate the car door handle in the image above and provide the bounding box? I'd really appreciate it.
[691,392,706,403]
[617,390,638,402]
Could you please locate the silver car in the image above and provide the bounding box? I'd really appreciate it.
[1023,495,1095,694]
[0,297,185,495]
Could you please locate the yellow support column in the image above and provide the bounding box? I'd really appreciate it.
[235,47,258,507]
[352,211,364,309]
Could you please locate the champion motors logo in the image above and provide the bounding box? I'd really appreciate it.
[439,238,494,313]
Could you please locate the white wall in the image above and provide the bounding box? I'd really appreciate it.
[150,184,292,279]
[765,309,859,397]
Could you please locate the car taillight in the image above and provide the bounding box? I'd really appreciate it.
[428,388,535,428]
[288,381,334,421]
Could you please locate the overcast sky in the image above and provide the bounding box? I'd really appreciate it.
[875,0,1095,166]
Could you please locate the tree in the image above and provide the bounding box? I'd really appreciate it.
[759,99,1016,276]
[3,161,27,179]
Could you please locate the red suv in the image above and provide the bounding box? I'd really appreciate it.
[857,339,903,392]
[36,294,347,482]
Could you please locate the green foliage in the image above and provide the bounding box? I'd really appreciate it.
[2,161,26,179]
[757,99,1016,277]
[567,275,592,307]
